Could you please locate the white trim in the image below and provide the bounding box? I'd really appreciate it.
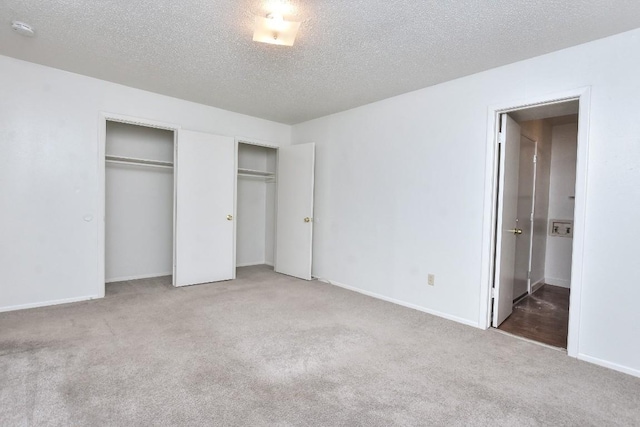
[0,295,102,313]
[317,277,479,328]
[525,137,538,296]
[105,272,172,283]
[101,112,180,131]
[545,277,571,288]
[479,87,591,360]
[578,354,640,378]
[232,140,239,279]
[566,89,591,358]
[172,127,179,286]
[235,135,280,149]
[98,112,182,299]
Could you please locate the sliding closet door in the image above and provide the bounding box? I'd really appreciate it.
[275,143,315,280]
[174,130,235,287]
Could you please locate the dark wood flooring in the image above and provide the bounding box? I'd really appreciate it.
[498,284,570,348]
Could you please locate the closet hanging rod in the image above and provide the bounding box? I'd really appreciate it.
[106,155,173,169]
[237,167,275,177]
[238,173,276,181]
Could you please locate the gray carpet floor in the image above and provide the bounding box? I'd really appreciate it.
[1,265,639,426]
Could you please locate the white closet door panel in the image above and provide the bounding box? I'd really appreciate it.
[493,115,522,327]
[175,130,235,287]
[275,143,315,280]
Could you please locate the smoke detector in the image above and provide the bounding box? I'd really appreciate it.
[11,21,35,37]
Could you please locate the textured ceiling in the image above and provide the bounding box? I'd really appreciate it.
[2,1,640,124]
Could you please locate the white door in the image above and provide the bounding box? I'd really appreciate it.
[275,143,315,280]
[493,115,521,327]
[174,130,235,287]
[513,136,537,299]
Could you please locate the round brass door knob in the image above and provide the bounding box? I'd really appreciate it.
[227,215,233,221]
[508,228,523,235]
[304,217,311,223]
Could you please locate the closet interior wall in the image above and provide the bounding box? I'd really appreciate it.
[236,143,277,268]
[544,122,578,288]
[105,121,174,282]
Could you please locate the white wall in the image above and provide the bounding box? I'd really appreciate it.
[105,122,174,282]
[236,179,267,266]
[292,29,640,376]
[520,120,553,288]
[545,123,578,288]
[0,55,290,311]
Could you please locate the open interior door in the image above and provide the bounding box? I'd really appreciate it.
[174,130,235,287]
[493,115,522,327]
[275,143,315,280]
[513,136,537,298]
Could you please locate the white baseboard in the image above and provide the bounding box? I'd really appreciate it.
[545,277,571,288]
[315,277,479,328]
[0,294,103,313]
[578,353,640,378]
[105,272,172,283]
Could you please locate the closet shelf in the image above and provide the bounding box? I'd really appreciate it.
[106,155,173,169]
[237,168,275,177]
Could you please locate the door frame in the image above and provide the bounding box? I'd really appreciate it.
[479,87,591,358]
[97,112,181,296]
[521,134,538,297]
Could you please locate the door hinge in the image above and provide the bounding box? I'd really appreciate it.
[491,288,495,298]
[527,271,531,279]
[530,212,534,222]
[533,154,538,163]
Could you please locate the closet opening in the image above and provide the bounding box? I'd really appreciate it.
[236,141,278,275]
[104,120,176,294]
[488,98,582,350]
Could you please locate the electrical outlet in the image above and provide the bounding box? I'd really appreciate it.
[428,274,435,286]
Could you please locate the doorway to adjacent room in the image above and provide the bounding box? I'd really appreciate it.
[485,94,587,351]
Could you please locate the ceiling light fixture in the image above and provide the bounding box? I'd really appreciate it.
[11,21,35,37]
[253,12,300,46]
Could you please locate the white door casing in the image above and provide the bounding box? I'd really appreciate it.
[175,130,235,286]
[493,115,522,327]
[275,143,315,280]
[481,89,590,359]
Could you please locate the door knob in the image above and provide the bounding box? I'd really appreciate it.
[304,217,311,223]
[227,215,233,221]
[508,228,523,235]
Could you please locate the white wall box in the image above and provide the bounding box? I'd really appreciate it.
[549,219,574,237]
